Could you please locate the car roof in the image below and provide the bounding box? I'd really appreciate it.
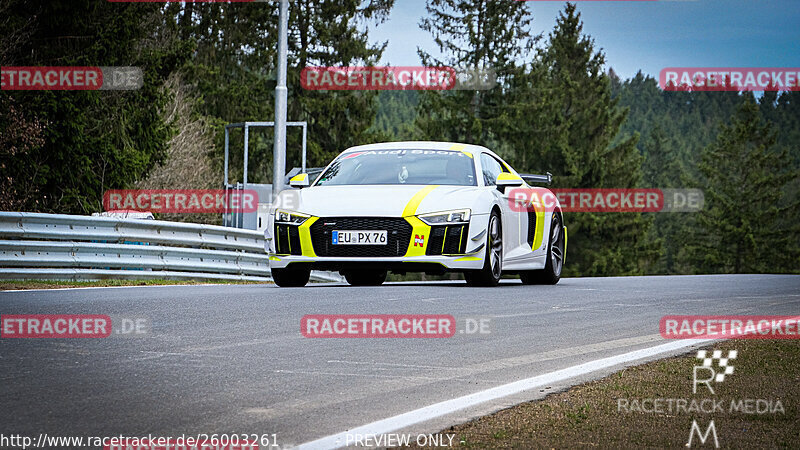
[341,141,491,157]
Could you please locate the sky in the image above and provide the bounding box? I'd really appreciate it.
[368,0,800,80]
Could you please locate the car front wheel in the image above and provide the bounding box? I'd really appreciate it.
[272,267,311,287]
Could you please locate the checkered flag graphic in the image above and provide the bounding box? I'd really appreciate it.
[697,350,737,382]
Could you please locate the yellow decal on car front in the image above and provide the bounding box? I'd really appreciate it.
[402,185,438,257]
[405,216,431,257]
[298,217,319,257]
[454,256,482,262]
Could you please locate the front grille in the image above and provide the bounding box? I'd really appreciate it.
[310,217,412,257]
[426,224,468,256]
[275,224,302,255]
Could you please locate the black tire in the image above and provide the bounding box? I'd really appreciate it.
[520,214,564,285]
[272,267,311,287]
[343,270,387,286]
[464,210,503,287]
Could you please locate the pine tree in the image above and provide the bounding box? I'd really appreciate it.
[688,97,799,273]
[640,125,689,274]
[415,0,536,153]
[175,1,394,181]
[0,0,189,214]
[289,0,395,166]
[535,3,656,276]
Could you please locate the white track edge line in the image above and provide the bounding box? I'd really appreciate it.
[294,338,712,450]
[0,283,236,293]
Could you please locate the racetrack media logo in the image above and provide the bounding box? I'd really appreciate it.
[103,189,258,214]
[618,347,785,448]
[1,67,143,91]
[694,350,736,392]
[660,67,800,92]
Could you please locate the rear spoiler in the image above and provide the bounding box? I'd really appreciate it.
[520,172,553,185]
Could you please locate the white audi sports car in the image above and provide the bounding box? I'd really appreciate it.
[266,142,566,287]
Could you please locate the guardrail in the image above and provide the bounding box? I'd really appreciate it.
[0,212,339,283]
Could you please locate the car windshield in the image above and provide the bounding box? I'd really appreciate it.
[315,149,477,186]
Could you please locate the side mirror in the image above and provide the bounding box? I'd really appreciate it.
[289,173,311,189]
[495,173,524,189]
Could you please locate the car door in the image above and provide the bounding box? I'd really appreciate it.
[479,153,525,261]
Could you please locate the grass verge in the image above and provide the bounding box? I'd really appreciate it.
[0,279,269,291]
[420,339,799,448]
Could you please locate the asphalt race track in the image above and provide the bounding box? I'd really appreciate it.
[2,275,799,448]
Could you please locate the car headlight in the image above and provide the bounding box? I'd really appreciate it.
[275,209,310,225]
[418,209,471,225]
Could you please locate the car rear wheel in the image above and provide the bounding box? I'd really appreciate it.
[520,214,564,285]
[464,211,502,287]
[272,267,311,287]
[343,270,387,286]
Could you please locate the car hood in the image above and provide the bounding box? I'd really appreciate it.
[277,184,485,217]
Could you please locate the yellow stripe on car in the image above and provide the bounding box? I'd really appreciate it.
[298,217,319,257]
[496,172,523,183]
[449,143,473,158]
[402,185,438,257]
[290,173,308,183]
[402,185,438,217]
[533,206,545,250]
[454,256,482,262]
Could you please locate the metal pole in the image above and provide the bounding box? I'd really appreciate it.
[223,127,230,227]
[224,127,230,186]
[301,123,307,173]
[272,0,289,200]
[243,124,249,186]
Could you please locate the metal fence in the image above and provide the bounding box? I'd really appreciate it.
[0,212,338,283]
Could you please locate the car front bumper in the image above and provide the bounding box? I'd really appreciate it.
[266,214,490,272]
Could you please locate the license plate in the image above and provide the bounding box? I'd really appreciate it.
[332,230,387,245]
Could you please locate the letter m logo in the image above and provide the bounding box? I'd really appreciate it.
[687,419,719,448]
